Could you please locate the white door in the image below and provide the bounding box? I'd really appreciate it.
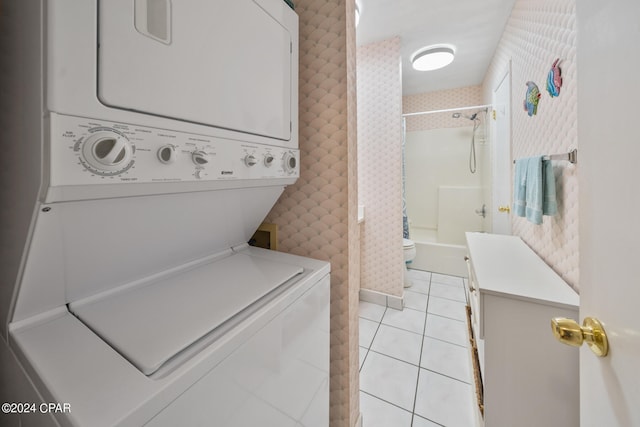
[577,1,640,425]
[491,65,512,235]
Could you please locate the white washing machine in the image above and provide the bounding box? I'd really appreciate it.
[0,1,330,426]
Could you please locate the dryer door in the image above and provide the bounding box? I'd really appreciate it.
[98,0,293,141]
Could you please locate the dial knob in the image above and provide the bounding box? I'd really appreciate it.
[158,145,177,164]
[264,154,275,167]
[283,151,297,174]
[244,154,257,167]
[82,131,133,173]
[192,150,209,166]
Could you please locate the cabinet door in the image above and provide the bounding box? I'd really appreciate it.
[483,295,578,427]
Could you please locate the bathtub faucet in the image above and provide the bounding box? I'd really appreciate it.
[475,204,487,218]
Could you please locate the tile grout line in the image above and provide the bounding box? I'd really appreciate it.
[424,312,467,324]
[373,322,424,339]
[426,311,466,324]
[423,334,469,350]
[359,305,388,372]
[410,272,431,427]
[430,281,465,289]
[380,303,429,336]
[360,270,470,426]
[364,349,420,369]
[427,293,467,304]
[413,271,467,427]
[359,390,414,416]
[420,366,472,386]
[415,414,447,427]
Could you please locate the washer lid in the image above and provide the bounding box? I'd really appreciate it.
[69,253,303,376]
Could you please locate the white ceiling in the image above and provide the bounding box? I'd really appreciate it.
[356,0,517,95]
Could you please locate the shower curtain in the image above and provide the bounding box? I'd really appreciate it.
[402,118,409,239]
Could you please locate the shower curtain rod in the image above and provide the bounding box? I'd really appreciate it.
[402,104,492,117]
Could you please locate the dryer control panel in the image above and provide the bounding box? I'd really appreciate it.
[49,114,300,189]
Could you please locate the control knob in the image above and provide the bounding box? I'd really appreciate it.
[192,150,209,166]
[264,154,275,167]
[244,154,257,167]
[82,130,133,174]
[158,145,177,164]
[283,151,297,174]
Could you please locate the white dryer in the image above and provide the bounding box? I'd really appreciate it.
[0,1,330,426]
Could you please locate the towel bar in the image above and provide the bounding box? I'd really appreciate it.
[513,148,577,164]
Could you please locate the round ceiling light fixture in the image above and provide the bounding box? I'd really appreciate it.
[411,45,456,71]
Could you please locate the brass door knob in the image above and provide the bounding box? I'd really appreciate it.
[551,317,609,357]
[498,205,511,213]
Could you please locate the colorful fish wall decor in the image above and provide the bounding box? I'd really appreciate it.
[547,58,562,97]
[523,81,541,117]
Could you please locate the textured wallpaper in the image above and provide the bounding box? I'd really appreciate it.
[356,37,404,298]
[403,86,483,131]
[482,0,578,289]
[264,0,360,425]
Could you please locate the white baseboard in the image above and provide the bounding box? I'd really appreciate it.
[359,289,404,310]
[354,412,363,427]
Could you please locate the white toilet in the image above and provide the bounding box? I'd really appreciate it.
[403,238,416,287]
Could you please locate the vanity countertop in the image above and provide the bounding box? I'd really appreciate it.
[465,232,578,309]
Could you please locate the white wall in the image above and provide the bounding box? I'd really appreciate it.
[405,127,486,232]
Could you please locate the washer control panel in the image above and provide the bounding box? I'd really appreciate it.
[50,115,299,187]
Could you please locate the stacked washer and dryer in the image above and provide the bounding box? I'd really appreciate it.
[0,1,330,426]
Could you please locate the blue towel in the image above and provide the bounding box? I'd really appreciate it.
[525,156,544,224]
[513,156,558,224]
[513,158,528,217]
[542,159,558,216]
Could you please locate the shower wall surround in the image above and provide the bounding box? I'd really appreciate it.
[356,37,404,298]
[483,0,578,290]
[404,127,484,234]
[264,0,361,425]
[403,86,491,234]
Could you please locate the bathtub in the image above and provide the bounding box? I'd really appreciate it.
[406,186,485,277]
[409,227,468,277]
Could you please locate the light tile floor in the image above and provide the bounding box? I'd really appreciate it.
[359,269,475,427]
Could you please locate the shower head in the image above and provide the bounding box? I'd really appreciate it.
[452,112,477,120]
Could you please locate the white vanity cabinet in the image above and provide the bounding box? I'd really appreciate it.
[464,232,579,427]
